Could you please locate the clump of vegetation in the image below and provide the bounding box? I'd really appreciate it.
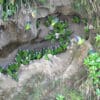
[72,16,80,23]
[0,0,3,4]
[55,88,84,100]
[1,0,18,21]
[56,94,65,100]
[84,52,100,96]
[44,15,72,43]
[72,15,88,25]
[84,25,90,33]
[81,18,87,25]
[73,0,100,34]
[1,0,44,21]
[95,34,100,42]
[37,0,47,5]
[0,41,68,80]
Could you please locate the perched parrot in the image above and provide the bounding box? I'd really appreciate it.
[74,35,84,45]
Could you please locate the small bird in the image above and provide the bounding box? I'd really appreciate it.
[73,34,85,45]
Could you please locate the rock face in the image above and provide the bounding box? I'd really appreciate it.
[0,41,92,100]
[0,1,91,99]
[0,0,74,49]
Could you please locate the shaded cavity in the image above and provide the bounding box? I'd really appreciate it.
[0,42,22,58]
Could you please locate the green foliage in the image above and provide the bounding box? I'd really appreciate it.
[1,0,47,21]
[67,90,84,100]
[81,18,87,25]
[45,16,56,27]
[72,15,88,25]
[54,21,68,34]
[36,52,42,59]
[55,90,83,100]
[0,0,3,4]
[44,16,71,43]
[16,50,32,65]
[44,33,55,40]
[0,67,3,72]
[1,0,38,20]
[56,94,65,100]
[72,16,80,23]
[72,16,88,25]
[7,63,19,72]
[0,40,68,80]
[84,52,100,96]
[84,26,90,33]
[95,34,100,52]
[95,34,100,42]
[37,0,47,4]
[2,2,17,21]
[7,63,19,80]
[43,54,49,60]
[73,0,100,34]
